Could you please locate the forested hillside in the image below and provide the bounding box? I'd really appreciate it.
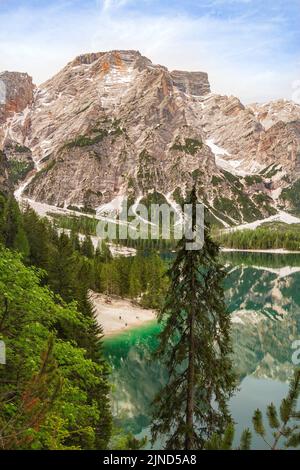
[0,190,167,449]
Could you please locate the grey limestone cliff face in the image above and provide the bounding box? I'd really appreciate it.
[0,71,34,124]
[2,50,300,224]
[171,70,210,96]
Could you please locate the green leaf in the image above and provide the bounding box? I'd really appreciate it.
[252,409,266,437]
[239,428,252,450]
[267,403,280,429]
[221,423,235,450]
[285,432,300,448]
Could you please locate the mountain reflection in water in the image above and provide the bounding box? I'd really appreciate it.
[104,252,300,449]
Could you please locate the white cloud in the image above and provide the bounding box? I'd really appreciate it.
[100,0,134,12]
[0,1,298,103]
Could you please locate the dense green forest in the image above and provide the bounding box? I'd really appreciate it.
[50,211,300,253]
[0,193,166,449]
[49,211,179,253]
[1,190,299,451]
[215,223,300,251]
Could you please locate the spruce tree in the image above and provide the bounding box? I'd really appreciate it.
[141,251,168,309]
[23,206,51,268]
[97,240,112,263]
[151,187,236,450]
[70,228,81,252]
[47,232,77,302]
[2,195,29,258]
[81,235,95,258]
[129,255,143,299]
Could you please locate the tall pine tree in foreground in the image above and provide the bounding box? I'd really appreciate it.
[151,187,236,450]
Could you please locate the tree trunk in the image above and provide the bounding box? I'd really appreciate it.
[185,304,195,449]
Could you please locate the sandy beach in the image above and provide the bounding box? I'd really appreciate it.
[90,292,157,336]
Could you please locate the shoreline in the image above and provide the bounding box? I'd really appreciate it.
[90,292,157,337]
[221,248,300,254]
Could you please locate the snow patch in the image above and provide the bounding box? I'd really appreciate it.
[205,139,230,157]
[225,210,300,232]
[205,139,246,176]
[96,196,125,215]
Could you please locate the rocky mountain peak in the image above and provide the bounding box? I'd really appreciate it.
[170,70,211,96]
[248,99,300,130]
[71,52,105,66]
[1,51,300,226]
[68,50,155,74]
[0,71,35,125]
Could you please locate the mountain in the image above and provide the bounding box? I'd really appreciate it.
[0,149,11,194]
[106,259,300,438]
[0,72,35,193]
[1,50,300,226]
[0,71,34,125]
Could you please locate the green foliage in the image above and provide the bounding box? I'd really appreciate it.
[252,369,300,449]
[0,247,111,449]
[260,164,282,179]
[136,150,157,190]
[211,175,224,186]
[172,187,185,206]
[25,206,168,310]
[111,431,147,450]
[23,207,53,268]
[0,194,29,258]
[239,429,252,450]
[26,160,56,189]
[216,224,300,251]
[0,194,172,450]
[222,170,244,190]
[63,119,125,150]
[244,175,263,186]
[50,213,98,235]
[205,424,252,450]
[267,403,280,429]
[252,193,277,216]
[99,250,168,309]
[151,189,236,450]
[14,144,31,153]
[215,171,274,222]
[171,137,203,155]
[8,159,34,184]
[81,235,95,259]
[64,131,108,149]
[252,409,265,437]
[140,191,167,209]
[205,371,300,450]
[281,179,300,214]
[214,196,241,221]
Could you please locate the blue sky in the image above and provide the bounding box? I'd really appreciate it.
[0,0,299,103]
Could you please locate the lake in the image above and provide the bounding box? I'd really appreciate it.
[103,252,300,449]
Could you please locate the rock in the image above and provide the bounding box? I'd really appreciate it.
[170,70,210,96]
[0,71,34,124]
[1,50,300,224]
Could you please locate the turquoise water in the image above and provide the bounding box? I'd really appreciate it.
[104,252,300,449]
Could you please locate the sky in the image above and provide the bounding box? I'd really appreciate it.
[0,0,299,103]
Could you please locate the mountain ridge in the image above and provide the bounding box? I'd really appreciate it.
[1,50,300,226]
